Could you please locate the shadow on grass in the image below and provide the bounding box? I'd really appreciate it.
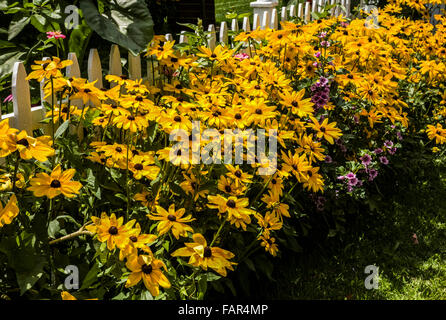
[249,159,446,300]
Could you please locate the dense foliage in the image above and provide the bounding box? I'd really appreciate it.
[0,1,445,299]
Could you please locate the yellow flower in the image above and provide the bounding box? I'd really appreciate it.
[148,204,195,239]
[0,195,19,228]
[0,119,18,157]
[259,234,279,256]
[26,57,73,81]
[207,195,255,221]
[125,254,171,297]
[171,233,236,276]
[28,164,82,199]
[86,212,136,251]
[307,117,342,145]
[7,131,55,162]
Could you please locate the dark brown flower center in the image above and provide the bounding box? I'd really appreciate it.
[108,226,118,235]
[167,214,177,222]
[115,147,123,153]
[84,89,91,93]
[255,108,262,115]
[224,185,232,193]
[127,115,135,121]
[235,113,242,120]
[226,199,236,208]
[211,54,217,58]
[50,180,61,188]
[134,163,144,170]
[203,246,212,258]
[142,264,153,274]
[17,138,29,147]
[130,236,138,242]
[174,116,181,122]
[171,57,178,62]
[234,170,242,178]
[291,101,298,107]
[135,96,143,102]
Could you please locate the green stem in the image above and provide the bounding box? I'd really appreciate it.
[11,152,20,193]
[210,218,227,247]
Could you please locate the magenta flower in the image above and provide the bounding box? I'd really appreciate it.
[368,168,378,181]
[324,155,333,163]
[379,156,389,165]
[234,53,249,60]
[373,148,383,154]
[397,131,403,141]
[314,51,321,58]
[360,154,372,166]
[346,172,356,180]
[46,31,66,39]
[348,177,358,186]
[384,140,394,148]
[3,94,13,103]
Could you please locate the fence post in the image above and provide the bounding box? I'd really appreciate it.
[250,0,278,27]
[207,24,216,50]
[281,6,288,23]
[109,45,123,79]
[128,53,142,80]
[261,10,270,29]
[12,62,32,133]
[220,21,228,45]
[88,49,103,89]
[271,8,278,30]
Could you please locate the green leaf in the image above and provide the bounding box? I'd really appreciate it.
[8,13,31,40]
[30,14,46,33]
[54,120,70,139]
[80,0,154,55]
[80,262,101,290]
[140,290,153,300]
[48,219,60,239]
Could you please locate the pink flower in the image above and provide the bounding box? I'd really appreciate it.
[234,53,249,60]
[360,154,372,166]
[379,156,389,165]
[3,94,13,103]
[46,31,66,39]
[384,140,394,148]
[373,148,383,154]
[314,51,321,58]
[346,172,356,180]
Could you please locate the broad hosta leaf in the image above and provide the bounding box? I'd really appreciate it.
[80,0,154,55]
[0,49,26,81]
[8,13,31,40]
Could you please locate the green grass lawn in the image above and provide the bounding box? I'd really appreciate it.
[250,160,446,299]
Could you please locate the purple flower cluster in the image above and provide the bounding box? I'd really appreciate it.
[310,76,330,110]
[337,172,363,192]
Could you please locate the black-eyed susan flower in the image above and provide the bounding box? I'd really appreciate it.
[0,194,19,228]
[171,233,236,276]
[307,117,342,145]
[26,57,73,81]
[27,164,82,199]
[147,204,195,239]
[7,131,55,162]
[0,119,18,157]
[125,254,171,297]
[207,195,255,221]
[86,212,136,251]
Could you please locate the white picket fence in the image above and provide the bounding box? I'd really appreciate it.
[0,0,361,134]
